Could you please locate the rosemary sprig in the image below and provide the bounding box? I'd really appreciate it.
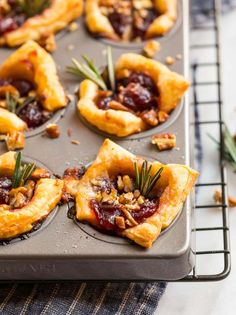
[6,92,19,113]
[106,46,115,92]
[12,152,36,189]
[134,161,163,198]
[17,0,50,18]
[67,47,116,91]
[208,125,236,172]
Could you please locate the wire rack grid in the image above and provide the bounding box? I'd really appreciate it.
[181,0,231,281]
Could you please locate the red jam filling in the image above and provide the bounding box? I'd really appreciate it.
[90,198,158,233]
[97,71,159,114]
[106,1,159,40]
[0,177,12,205]
[0,78,52,129]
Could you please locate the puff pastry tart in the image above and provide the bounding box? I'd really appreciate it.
[72,139,198,248]
[0,0,83,48]
[0,41,68,138]
[85,0,177,41]
[0,151,64,240]
[77,53,189,137]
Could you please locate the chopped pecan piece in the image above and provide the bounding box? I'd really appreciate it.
[45,123,60,138]
[9,187,28,209]
[115,216,126,229]
[140,109,158,126]
[165,56,175,65]
[31,168,51,180]
[158,111,169,123]
[143,40,161,58]
[151,133,176,151]
[214,190,236,208]
[5,131,25,151]
[68,22,79,32]
[108,100,131,112]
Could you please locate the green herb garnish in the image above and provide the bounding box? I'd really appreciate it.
[67,47,116,91]
[134,161,163,198]
[6,93,20,113]
[6,93,35,114]
[17,0,50,18]
[208,125,236,172]
[106,46,115,92]
[12,152,36,189]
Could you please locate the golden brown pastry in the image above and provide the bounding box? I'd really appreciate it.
[77,53,189,137]
[0,0,83,48]
[72,139,199,248]
[85,0,177,41]
[0,41,68,136]
[0,151,63,240]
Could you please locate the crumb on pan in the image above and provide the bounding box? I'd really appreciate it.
[68,22,79,32]
[45,124,60,139]
[68,44,75,51]
[165,56,175,65]
[143,40,161,58]
[176,54,182,60]
[214,190,236,208]
[71,140,80,145]
[67,128,72,137]
[151,133,176,151]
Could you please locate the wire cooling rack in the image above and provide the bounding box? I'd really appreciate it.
[181,0,231,281]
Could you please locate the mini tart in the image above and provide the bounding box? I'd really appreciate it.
[0,151,64,240]
[85,0,177,41]
[0,41,68,134]
[74,139,199,248]
[0,0,83,47]
[78,53,189,137]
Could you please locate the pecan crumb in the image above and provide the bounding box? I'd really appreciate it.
[67,44,75,51]
[5,131,25,150]
[151,133,176,151]
[67,128,72,137]
[214,190,236,208]
[176,54,182,60]
[140,109,158,126]
[71,140,80,145]
[45,124,60,138]
[165,56,175,65]
[31,168,51,180]
[68,22,79,32]
[143,40,161,58]
[158,111,169,123]
[115,216,126,229]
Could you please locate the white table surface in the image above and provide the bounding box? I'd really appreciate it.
[156,9,236,315]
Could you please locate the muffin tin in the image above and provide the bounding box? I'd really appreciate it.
[0,0,194,281]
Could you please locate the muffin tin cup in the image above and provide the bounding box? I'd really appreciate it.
[0,0,194,281]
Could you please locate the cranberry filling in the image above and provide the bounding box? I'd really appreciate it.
[0,177,12,205]
[106,2,159,40]
[97,72,159,114]
[91,200,123,232]
[131,200,158,223]
[17,101,52,129]
[108,11,132,38]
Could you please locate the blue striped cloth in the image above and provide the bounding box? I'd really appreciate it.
[0,282,166,314]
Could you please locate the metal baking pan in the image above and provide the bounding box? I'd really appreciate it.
[0,0,194,281]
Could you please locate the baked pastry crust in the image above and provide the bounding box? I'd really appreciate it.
[74,139,199,248]
[85,0,177,40]
[0,108,27,134]
[78,53,189,137]
[0,151,64,240]
[0,41,68,134]
[0,0,83,47]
